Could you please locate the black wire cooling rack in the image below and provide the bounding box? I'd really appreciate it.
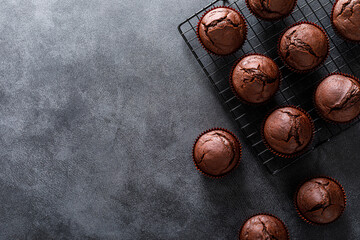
[178,0,360,174]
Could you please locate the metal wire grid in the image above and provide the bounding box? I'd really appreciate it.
[178,0,360,174]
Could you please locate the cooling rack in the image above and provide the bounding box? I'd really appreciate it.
[178,0,360,174]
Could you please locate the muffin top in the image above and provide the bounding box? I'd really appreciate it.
[193,130,240,176]
[239,214,288,240]
[315,74,360,123]
[247,0,297,20]
[279,23,328,72]
[198,8,247,55]
[231,54,280,104]
[296,177,346,224]
[332,0,360,41]
[263,107,313,155]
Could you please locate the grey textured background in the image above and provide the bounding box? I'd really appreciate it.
[0,0,359,239]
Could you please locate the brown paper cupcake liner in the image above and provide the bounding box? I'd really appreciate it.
[261,105,315,158]
[238,213,290,240]
[313,72,360,124]
[277,21,330,74]
[245,0,297,21]
[196,6,248,57]
[294,175,347,225]
[331,0,360,43]
[192,127,242,179]
[229,53,282,106]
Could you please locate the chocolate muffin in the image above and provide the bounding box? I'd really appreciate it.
[279,22,329,72]
[332,0,360,42]
[231,54,281,104]
[198,7,247,55]
[315,74,360,123]
[263,107,313,156]
[239,214,289,240]
[246,0,297,20]
[296,177,346,224]
[193,129,241,177]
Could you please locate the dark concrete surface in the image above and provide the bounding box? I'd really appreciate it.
[0,0,359,239]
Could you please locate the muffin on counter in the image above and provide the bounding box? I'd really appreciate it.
[193,129,241,177]
[231,54,281,104]
[332,0,360,42]
[239,214,289,240]
[295,177,346,224]
[263,106,313,157]
[314,73,360,123]
[279,22,329,72]
[246,0,297,20]
[197,7,247,55]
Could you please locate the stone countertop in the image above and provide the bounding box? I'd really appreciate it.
[0,0,359,239]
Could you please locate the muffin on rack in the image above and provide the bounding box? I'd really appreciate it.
[332,0,360,42]
[279,22,329,73]
[197,7,247,55]
[314,73,360,123]
[246,0,297,20]
[262,106,314,157]
[230,54,281,104]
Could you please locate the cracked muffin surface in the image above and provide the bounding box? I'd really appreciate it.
[231,54,280,104]
[198,8,247,55]
[239,214,288,240]
[279,23,329,72]
[332,0,360,41]
[315,74,360,123]
[296,177,346,224]
[263,107,313,155]
[247,0,297,20]
[193,130,240,176]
